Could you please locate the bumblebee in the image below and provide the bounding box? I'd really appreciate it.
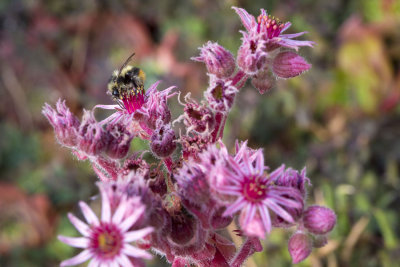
[107,53,146,101]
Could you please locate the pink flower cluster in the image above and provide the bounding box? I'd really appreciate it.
[43,6,335,266]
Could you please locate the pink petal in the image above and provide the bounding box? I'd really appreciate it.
[58,236,89,248]
[87,258,100,267]
[259,205,272,234]
[67,213,90,237]
[269,194,303,209]
[265,200,294,223]
[112,198,127,224]
[99,185,111,222]
[124,227,154,242]
[216,185,242,195]
[123,244,153,260]
[232,7,255,32]
[278,39,315,50]
[117,254,134,267]
[272,51,311,78]
[119,205,145,232]
[223,197,247,217]
[280,22,292,33]
[60,249,92,267]
[79,201,99,225]
[241,204,256,227]
[269,164,285,180]
[280,31,307,38]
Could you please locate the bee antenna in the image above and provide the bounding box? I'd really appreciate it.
[118,52,136,75]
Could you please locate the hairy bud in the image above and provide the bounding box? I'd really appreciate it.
[150,122,177,158]
[288,232,312,264]
[77,110,107,156]
[272,51,311,79]
[192,41,236,78]
[42,99,80,148]
[303,205,336,235]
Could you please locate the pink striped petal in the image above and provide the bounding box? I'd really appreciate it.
[265,200,294,223]
[60,249,92,267]
[123,244,152,260]
[112,198,127,224]
[241,204,256,227]
[269,164,285,180]
[117,254,134,267]
[100,186,111,222]
[119,205,145,232]
[232,7,255,32]
[58,236,89,248]
[67,213,89,237]
[79,201,99,225]
[216,185,241,195]
[87,258,99,267]
[281,22,292,33]
[259,205,272,234]
[124,227,154,242]
[223,197,246,217]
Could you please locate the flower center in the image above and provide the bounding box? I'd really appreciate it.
[120,87,145,114]
[211,84,224,100]
[89,223,123,260]
[257,14,285,39]
[242,176,268,202]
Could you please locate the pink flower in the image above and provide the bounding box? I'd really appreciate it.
[58,183,153,267]
[215,145,304,238]
[233,7,315,51]
[95,81,176,130]
[233,7,313,83]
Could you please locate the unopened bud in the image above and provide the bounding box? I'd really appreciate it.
[303,205,336,235]
[183,99,215,133]
[192,41,235,78]
[237,35,267,75]
[251,70,275,94]
[42,99,80,147]
[105,122,135,159]
[288,232,312,264]
[150,122,176,158]
[272,51,311,79]
[77,110,107,156]
[205,77,237,112]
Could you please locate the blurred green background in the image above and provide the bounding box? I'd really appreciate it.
[0,0,399,266]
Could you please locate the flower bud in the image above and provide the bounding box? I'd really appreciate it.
[180,134,211,160]
[77,110,107,156]
[122,154,149,177]
[303,205,336,235]
[288,232,312,264]
[205,76,237,112]
[313,235,328,248]
[105,122,135,159]
[251,70,275,94]
[182,97,215,133]
[192,41,235,78]
[237,34,267,75]
[272,51,311,79]
[150,122,176,158]
[42,99,80,148]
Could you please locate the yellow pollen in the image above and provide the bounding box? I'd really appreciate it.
[99,234,107,247]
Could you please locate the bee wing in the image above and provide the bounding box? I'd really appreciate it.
[118,52,136,75]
